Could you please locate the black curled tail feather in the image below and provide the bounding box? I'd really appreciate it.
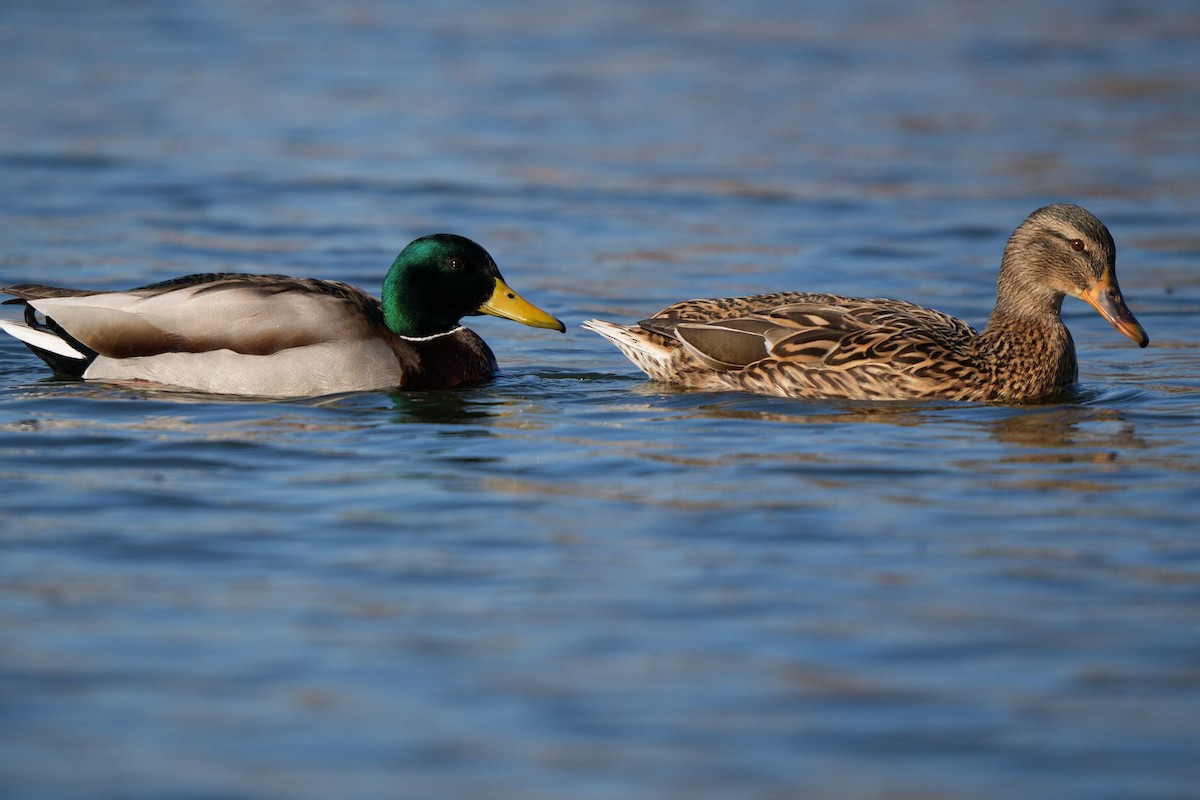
[14,301,97,378]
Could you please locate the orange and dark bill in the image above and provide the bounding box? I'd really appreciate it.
[1080,276,1149,348]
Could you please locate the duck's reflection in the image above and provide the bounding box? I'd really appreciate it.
[620,380,1151,457]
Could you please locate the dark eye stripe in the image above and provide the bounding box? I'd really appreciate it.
[1047,230,1089,253]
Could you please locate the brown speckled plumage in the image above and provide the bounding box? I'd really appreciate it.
[583,205,1149,403]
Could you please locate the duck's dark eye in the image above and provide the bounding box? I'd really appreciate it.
[1070,239,1086,252]
[446,258,465,271]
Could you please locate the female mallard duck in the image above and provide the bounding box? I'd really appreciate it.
[1,233,564,396]
[583,204,1148,403]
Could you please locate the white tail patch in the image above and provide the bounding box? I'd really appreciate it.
[581,319,679,380]
[581,319,638,345]
[0,318,87,359]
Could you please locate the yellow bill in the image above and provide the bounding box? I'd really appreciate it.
[479,277,565,332]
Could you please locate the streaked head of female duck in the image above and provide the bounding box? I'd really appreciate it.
[381,233,565,339]
[992,203,1148,348]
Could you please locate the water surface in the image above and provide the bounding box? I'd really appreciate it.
[2,2,1198,799]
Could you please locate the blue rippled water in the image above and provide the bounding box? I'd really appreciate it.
[2,2,1198,799]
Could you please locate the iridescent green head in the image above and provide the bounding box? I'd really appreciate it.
[381,234,564,338]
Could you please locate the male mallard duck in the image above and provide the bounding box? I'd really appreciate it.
[583,204,1148,403]
[1,233,565,396]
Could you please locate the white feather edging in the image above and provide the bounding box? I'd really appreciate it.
[0,318,87,359]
